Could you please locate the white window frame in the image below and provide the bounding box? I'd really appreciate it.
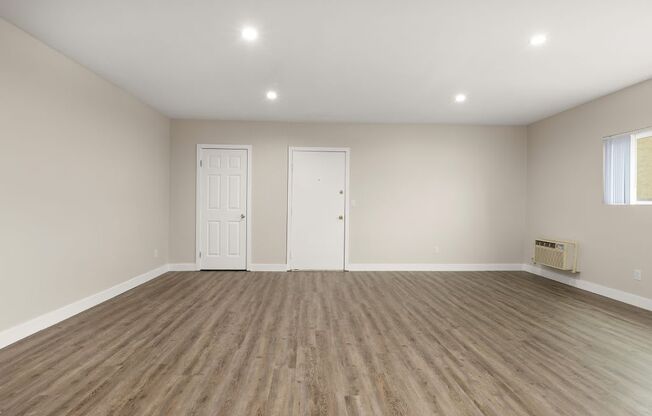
[630,129,652,205]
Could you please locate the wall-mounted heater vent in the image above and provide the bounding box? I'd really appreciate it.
[534,239,579,273]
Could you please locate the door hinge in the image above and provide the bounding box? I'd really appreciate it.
[199,251,202,258]
[199,159,203,168]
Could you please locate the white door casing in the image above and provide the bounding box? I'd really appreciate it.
[196,146,251,270]
[287,147,350,270]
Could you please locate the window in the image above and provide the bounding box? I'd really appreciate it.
[604,129,652,205]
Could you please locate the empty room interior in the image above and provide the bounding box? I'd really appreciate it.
[2,1,652,415]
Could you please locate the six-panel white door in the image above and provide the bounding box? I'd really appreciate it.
[288,149,346,270]
[199,148,248,270]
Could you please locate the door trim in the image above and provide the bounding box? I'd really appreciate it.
[196,144,253,271]
[286,147,350,271]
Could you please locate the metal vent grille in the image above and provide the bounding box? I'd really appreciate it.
[534,239,578,273]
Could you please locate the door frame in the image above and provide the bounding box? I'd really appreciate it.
[196,144,253,271]
[286,146,350,271]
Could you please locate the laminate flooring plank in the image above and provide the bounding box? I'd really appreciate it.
[1,270,652,416]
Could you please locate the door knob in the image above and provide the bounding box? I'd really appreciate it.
[338,215,344,220]
[240,214,246,219]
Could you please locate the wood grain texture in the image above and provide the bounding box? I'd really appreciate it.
[1,270,652,416]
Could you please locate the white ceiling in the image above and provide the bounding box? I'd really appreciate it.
[1,0,651,125]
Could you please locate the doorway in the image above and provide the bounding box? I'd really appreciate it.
[287,147,350,270]
[196,145,252,270]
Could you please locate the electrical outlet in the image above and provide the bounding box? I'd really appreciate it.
[633,269,642,281]
[154,249,159,258]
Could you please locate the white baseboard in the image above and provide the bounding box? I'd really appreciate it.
[250,263,524,272]
[347,263,524,271]
[522,264,652,312]
[176,263,524,272]
[170,263,287,272]
[249,263,288,271]
[0,264,169,350]
[168,263,197,271]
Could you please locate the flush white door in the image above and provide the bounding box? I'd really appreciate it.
[288,148,348,270]
[198,148,248,270]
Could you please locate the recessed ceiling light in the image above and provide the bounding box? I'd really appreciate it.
[454,94,467,103]
[266,90,278,101]
[241,26,259,42]
[530,33,547,46]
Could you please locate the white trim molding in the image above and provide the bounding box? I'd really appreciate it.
[172,263,284,272]
[347,263,524,271]
[0,264,169,350]
[199,263,526,272]
[249,264,289,272]
[522,264,652,312]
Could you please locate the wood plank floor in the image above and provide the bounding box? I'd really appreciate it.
[1,270,652,416]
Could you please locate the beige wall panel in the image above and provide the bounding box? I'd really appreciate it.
[0,19,170,331]
[170,121,527,265]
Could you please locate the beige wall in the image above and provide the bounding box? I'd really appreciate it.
[526,79,652,299]
[171,121,527,265]
[0,19,170,331]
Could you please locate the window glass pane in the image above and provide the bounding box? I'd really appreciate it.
[637,135,652,201]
